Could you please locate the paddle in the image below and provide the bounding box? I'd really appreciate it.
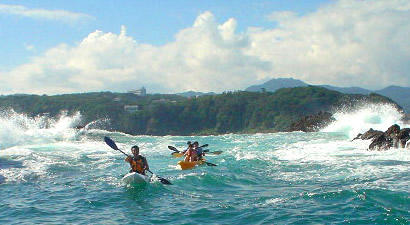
[104,136,172,185]
[203,149,223,155]
[204,161,217,166]
[199,146,217,166]
[168,144,208,152]
[168,146,180,153]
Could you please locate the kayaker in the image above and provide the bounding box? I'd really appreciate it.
[184,144,197,162]
[193,141,204,160]
[182,141,191,154]
[125,145,149,175]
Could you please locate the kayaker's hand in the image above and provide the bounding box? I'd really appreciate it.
[125,156,132,162]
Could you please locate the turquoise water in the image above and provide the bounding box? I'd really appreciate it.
[0,105,409,224]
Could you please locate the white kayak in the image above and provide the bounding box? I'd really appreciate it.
[121,172,151,185]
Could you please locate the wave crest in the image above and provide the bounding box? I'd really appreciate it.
[322,103,407,138]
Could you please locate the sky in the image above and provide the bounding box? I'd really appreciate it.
[0,0,409,95]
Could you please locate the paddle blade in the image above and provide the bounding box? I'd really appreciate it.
[147,169,172,185]
[104,136,119,150]
[158,177,172,185]
[168,146,179,152]
[202,149,222,155]
[200,144,209,148]
[205,162,217,166]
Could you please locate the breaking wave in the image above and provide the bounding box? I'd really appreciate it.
[0,110,101,149]
[322,103,407,139]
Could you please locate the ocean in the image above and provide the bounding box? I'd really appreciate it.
[0,103,409,224]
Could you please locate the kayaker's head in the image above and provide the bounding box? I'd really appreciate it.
[188,144,194,149]
[193,141,199,147]
[131,145,139,156]
[187,141,191,146]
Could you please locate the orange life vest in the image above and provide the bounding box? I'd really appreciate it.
[130,156,146,174]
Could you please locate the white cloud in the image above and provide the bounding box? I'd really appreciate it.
[249,0,410,88]
[0,0,409,95]
[0,11,269,94]
[0,4,95,24]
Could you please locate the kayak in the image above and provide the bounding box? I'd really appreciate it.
[178,159,206,170]
[172,152,184,157]
[121,172,150,185]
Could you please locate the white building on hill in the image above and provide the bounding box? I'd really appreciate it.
[128,87,146,96]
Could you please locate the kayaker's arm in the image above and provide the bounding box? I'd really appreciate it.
[142,157,150,171]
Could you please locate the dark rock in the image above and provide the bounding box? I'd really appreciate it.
[384,124,401,148]
[397,128,410,139]
[384,124,400,136]
[369,133,391,150]
[289,111,335,132]
[398,128,410,148]
[352,133,362,141]
[367,124,410,150]
[359,128,384,140]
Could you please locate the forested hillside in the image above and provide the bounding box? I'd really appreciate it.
[0,86,400,135]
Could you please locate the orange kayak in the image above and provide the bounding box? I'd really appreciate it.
[177,159,206,170]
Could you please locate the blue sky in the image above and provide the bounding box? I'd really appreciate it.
[1,0,329,67]
[0,0,409,94]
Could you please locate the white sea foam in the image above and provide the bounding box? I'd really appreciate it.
[0,110,83,149]
[322,103,407,139]
[0,110,112,150]
[0,139,121,183]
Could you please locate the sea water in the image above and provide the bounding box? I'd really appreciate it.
[0,104,409,224]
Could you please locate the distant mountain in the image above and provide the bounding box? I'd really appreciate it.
[375,85,410,98]
[318,85,371,95]
[245,78,308,92]
[245,78,410,112]
[375,85,410,113]
[176,91,216,98]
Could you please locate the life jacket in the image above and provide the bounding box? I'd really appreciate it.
[186,148,198,161]
[196,147,203,159]
[130,156,146,174]
[186,148,197,157]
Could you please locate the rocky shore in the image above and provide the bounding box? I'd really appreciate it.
[353,124,410,150]
[288,111,335,132]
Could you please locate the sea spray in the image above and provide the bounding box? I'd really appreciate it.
[0,110,83,149]
[322,103,406,138]
[84,117,111,130]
